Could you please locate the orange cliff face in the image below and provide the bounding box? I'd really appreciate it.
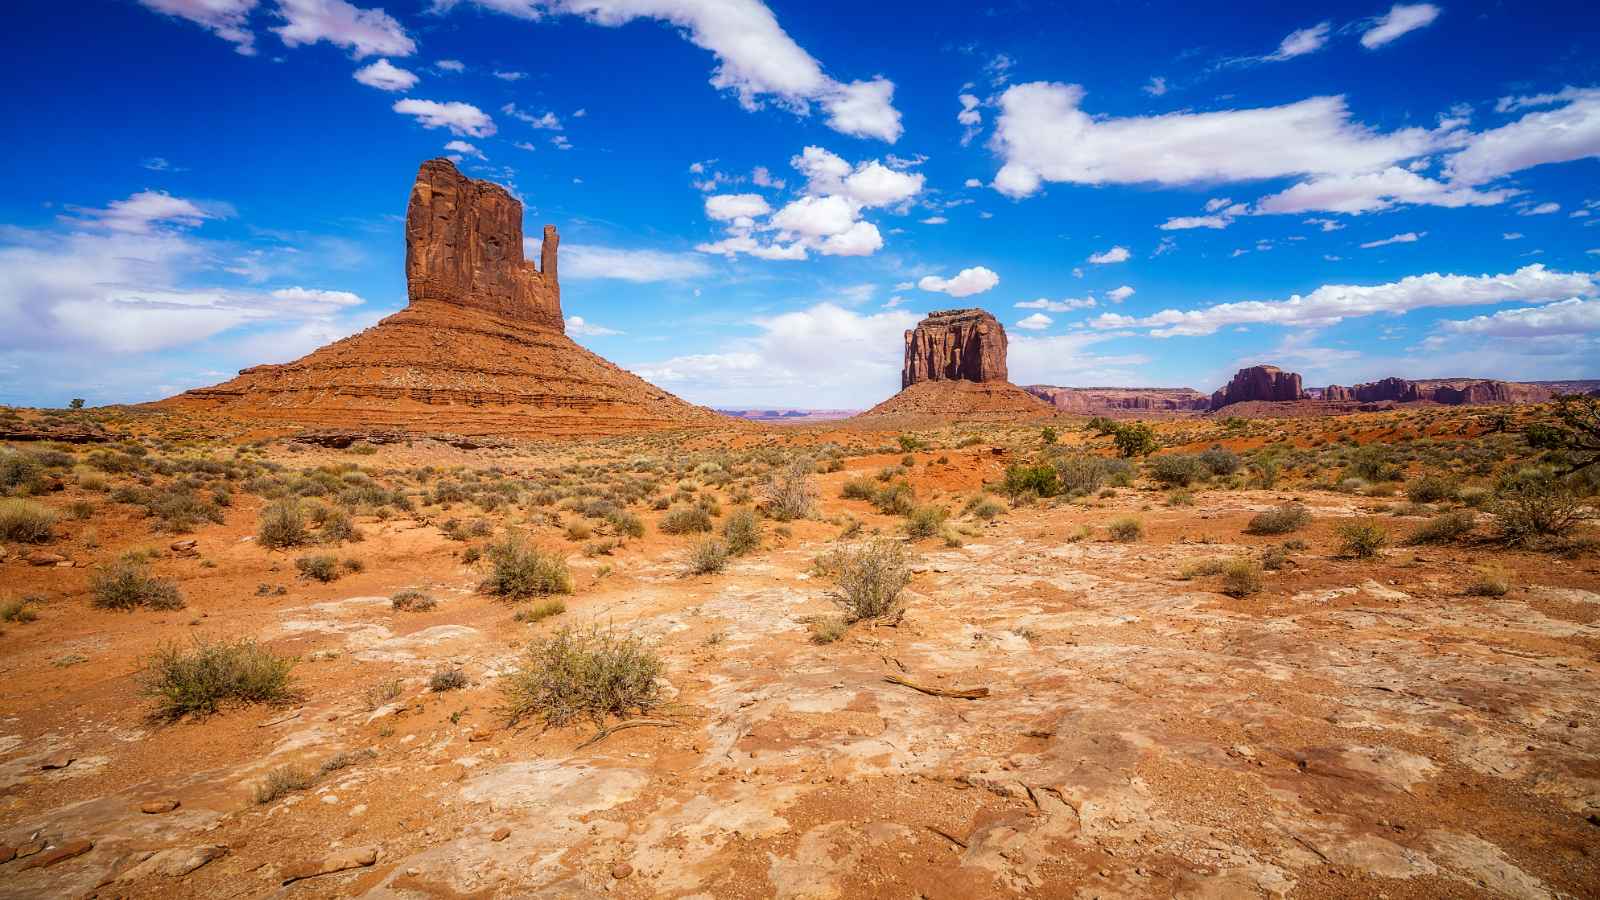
[159,158,724,437]
[858,308,1052,422]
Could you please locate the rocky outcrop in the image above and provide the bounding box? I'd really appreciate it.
[1025,386,1210,414]
[902,309,1009,389]
[1210,366,1305,410]
[1321,377,1553,406]
[160,158,722,437]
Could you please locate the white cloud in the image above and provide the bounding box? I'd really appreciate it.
[920,216,948,225]
[1268,22,1330,61]
[705,193,772,221]
[1160,215,1230,231]
[268,287,363,307]
[990,85,1446,198]
[137,0,259,54]
[1107,285,1135,303]
[1446,89,1600,184]
[353,57,418,90]
[1360,231,1424,249]
[1519,201,1560,216]
[434,0,901,141]
[565,315,622,336]
[918,266,999,298]
[533,243,712,282]
[1016,296,1096,312]
[963,178,982,188]
[436,58,464,72]
[1360,3,1441,49]
[273,0,415,58]
[1495,87,1589,114]
[393,99,495,137]
[771,195,857,238]
[502,103,563,129]
[631,302,920,406]
[1088,245,1130,264]
[1008,332,1151,387]
[1015,312,1053,331]
[1143,76,1167,97]
[1440,297,1600,338]
[1086,264,1596,337]
[1503,232,1523,240]
[1255,166,1511,214]
[750,166,784,189]
[443,139,484,159]
[66,191,219,234]
[494,69,527,81]
[819,221,883,257]
[958,93,982,145]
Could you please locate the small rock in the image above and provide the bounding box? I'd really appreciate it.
[611,862,634,880]
[141,799,181,814]
[41,754,75,770]
[27,551,67,566]
[491,827,511,842]
[280,845,379,885]
[170,539,198,552]
[23,839,93,869]
[0,847,14,864]
[115,844,227,880]
[468,730,491,742]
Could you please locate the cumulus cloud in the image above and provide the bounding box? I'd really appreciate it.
[443,139,483,159]
[1439,297,1600,338]
[1085,264,1596,338]
[1088,246,1130,265]
[1360,3,1441,49]
[273,0,416,57]
[958,93,982,146]
[1360,231,1423,249]
[137,0,259,54]
[696,146,923,260]
[1107,285,1135,303]
[65,191,220,234]
[393,99,496,137]
[354,58,418,90]
[432,0,902,141]
[918,266,999,298]
[565,315,622,336]
[502,103,563,129]
[1254,166,1512,214]
[1143,76,1167,97]
[1015,312,1052,331]
[1160,215,1230,230]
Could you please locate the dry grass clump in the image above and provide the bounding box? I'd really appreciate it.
[142,637,296,720]
[840,477,877,501]
[1464,566,1512,597]
[513,598,566,623]
[904,504,948,539]
[871,481,917,515]
[685,537,729,574]
[1336,519,1390,558]
[294,553,355,582]
[1178,557,1228,579]
[1107,517,1143,542]
[823,538,912,623]
[1246,503,1310,535]
[964,495,1005,520]
[391,588,436,611]
[481,537,572,598]
[257,498,310,549]
[763,459,817,521]
[1406,509,1476,545]
[1,596,40,623]
[429,666,468,692]
[808,615,847,644]
[254,764,314,804]
[0,498,57,543]
[500,626,663,730]
[91,554,184,610]
[659,505,713,534]
[720,508,761,556]
[1220,559,1264,598]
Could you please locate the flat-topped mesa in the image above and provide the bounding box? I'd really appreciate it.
[1210,365,1305,409]
[405,157,563,332]
[902,308,1008,389]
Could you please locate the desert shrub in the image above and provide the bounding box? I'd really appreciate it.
[685,537,729,574]
[253,764,314,804]
[391,588,436,611]
[809,615,847,644]
[1348,446,1399,482]
[1003,464,1059,498]
[91,555,184,610]
[1490,474,1588,546]
[142,637,296,720]
[1458,486,1491,508]
[1251,456,1281,489]
[500,625,663,729]
[1041,426,1058,445]
[1405,474,1459,504]
[965,496,1005,520]
[1406,510,1476,545]
[0,452,47,495]
[605,509,645,539]
[1087,416,1118,436]
[763,459,817,521]
[142,487,225,533]
[481,537,572,598]
[0,499,56,543]
[429,666,468,692]
[257,498,309,549]
[294,554,341,582]
[1261,545,1291,570]
[1179,557,1227,579]
[659,504,713,534]
[1149,454,1207,487]
[1220,559,1263,597]
[1112,423,1158,458]
[871,481,917,516]
[1,597,39,623]
[720,508,761,556]
[904,504,949,539]
[1199,446,1243,476]
[316,506,362,544]
[564,520,594,541]
[1108,517,1143,542]
[513,598,566,623]
[840,477,877,500]
[1464,566,1512,597]
[897,435,927,452]
[1246,503,1311,535]
[1336,520,1389,558]
[826,538,912,622]
[1052,454,1105,496]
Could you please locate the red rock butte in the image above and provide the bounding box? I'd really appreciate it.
[161,159,721,437]
[859,308,1051,421]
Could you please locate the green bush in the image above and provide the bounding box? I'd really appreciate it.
[91,555,184,610]
[391,588,436,611]
[1406,509,1476,544]
[257,498,309,549]
[871,481,917,515]
[964,496,1005,520]
[1221,559,1263,597]
[294,554,341,582]
[1003,464,1058,498]
[0,499,56,543]
[1490,474,1588,546]
[840,477,877,500]
[1149,454,1207,487]
[1405,474,1459,504]
[659,505,713,534]
[763,459,817,521]
[1112,423,1158,457]
[1053,454,1127,495]
[500,625,663,729]
[1199,446,1242,476]
[481,537,573,598]
[513,598,566,623]
[720,508,761,556]
[142,637,296,720]
[904,504,949,539]
[1246,503,1310,535]
[1336,520,1389,558]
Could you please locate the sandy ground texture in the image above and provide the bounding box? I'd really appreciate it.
[1,427,1598,899]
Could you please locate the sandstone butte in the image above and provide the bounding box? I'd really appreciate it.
[857,309,1053,421]
[160,158,723,437]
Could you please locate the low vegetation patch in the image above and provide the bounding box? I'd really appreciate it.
[1465,566,1512,597]
[0,498,56,543]
[257,498,310,549]
[1246,503,1311,535]
[91,554,184,610]
[142,637,296,720]
[481,537,573,598]
[500,625,663,730]
[904,504,949,539]
[1220,559,1264,598]
[429,666,468,692]
[254,764,314,805]
[659,505,714,534]
[763,459,817,521]
[1406,510,1476,545]
[685,537,729,574]
[720,508,761,556]
[391,588,436,611]
[1108,517,1143,542]
[824,538,912,623]
[514,598,567,623]
[1336,520,1390,558]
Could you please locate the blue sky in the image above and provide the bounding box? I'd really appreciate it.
[2,0,1598,409]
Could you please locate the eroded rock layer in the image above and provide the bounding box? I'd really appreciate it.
[1210,365,1306,410]
[1024,386,1210,414]
[857,379,1054,422]
[161,159,721,437]
[901,308,1009,389]
[1322,377,1553,405]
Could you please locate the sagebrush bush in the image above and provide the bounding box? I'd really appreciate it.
[429,666,468,692]
[840,477,877,500]
[826,538,912,622]
[254,764,313,804]
[1490,475,1588,546]
[481,537,573,598]
[870,481,917,516]
[904,504,948,539]
[809,615,847,644]
[513,598,566,623]
[685,537,729,574]
[143,637,296,720]
[391,588,436,611]
[0,499,56,543]
[1003,464,1059,498]
[257,498,309,549]
[1108,517,1143,542]
[1246,503,1311,535]
[500,626,663,729]
[295,554,341,582]
[763,459,817,521]
[1336,520,1390,558]
[1149,454,1207,487]
[1406,509,1476,545]
[659,505,713,534]
[1221,559,1263,597]
[720,508,761,556]
[964,495,1005,520]
[1465,566,1512,597]
[1199,446,1243,476]
[91,555,184,610]
[1405,474,1460,504]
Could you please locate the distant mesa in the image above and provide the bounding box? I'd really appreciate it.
[1320,377,1552,406]
[1210,365,1306,409]
[161,158,722,437]
[1025,386,1209,414]
[857,308,1052,421]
